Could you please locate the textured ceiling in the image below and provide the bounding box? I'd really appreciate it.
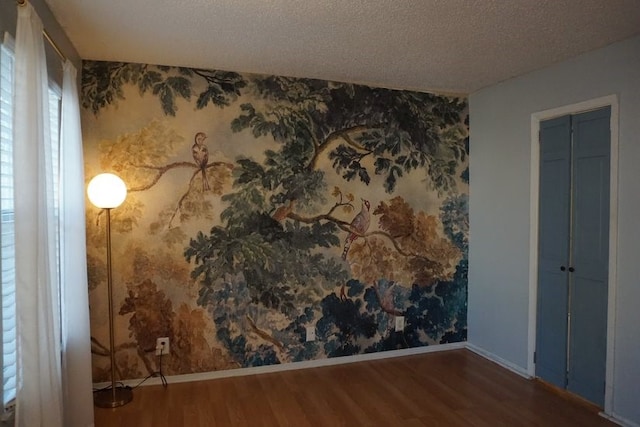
[44,0,640,94]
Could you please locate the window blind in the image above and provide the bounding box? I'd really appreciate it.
[49,85,61,284]
[0,38,16,408]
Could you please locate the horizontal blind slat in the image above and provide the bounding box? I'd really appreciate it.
[1,41,17,406]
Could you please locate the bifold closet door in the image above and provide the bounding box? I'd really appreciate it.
[536,115,572,389]
[535,106,610,407]
[567,107,610,406]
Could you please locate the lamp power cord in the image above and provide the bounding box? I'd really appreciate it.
[92,342,169,392]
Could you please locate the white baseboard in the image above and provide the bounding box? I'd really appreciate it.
[602,412,640,427]
[94,342,466,389]
[465,343,531,378]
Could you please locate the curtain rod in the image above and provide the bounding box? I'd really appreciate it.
[16,0,67,62]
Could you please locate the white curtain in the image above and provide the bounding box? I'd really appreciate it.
[13,4,63,427]
[61,60,95,427]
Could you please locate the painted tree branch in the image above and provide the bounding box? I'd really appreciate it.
[341,132,367,153]
[128,161,195,192]
[287,211,350,229]
[372,283,404,317]
[304,112,321,149]
[128,161,234,193]
[167,169,200,229]
[90,336,109,355]
[245,315,285,351]
[136,346,156,375]
[308,124,381,170]
[90,337,139,380]
[191,68,236,87]
[285,209,435,263]
[366,230,417,258]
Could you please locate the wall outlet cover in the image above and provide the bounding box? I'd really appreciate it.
[395,316,405,331]
[156,337,170,356]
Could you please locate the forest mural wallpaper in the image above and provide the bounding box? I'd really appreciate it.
[81,61,469,382]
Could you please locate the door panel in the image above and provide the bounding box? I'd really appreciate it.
[567,107,610,406]
[536,269,569,387]
[568,276,608,405]
[536,116,571,388]
[536,106,610,406]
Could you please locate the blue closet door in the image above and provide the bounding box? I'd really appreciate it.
[568,107,610,406]
[536,115,571,389]
[536,106,610,407]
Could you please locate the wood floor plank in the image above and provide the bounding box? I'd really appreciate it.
[94,349,616,427]
[307,365,377,426]
[258,371,313,427]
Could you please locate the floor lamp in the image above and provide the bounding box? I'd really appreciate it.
[87,173,133,408]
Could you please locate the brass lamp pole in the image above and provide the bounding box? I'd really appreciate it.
[87,173,133,408]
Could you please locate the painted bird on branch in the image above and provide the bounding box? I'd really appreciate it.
[341,199,371,260]
[272,199,296,222]
[192,132,210,191]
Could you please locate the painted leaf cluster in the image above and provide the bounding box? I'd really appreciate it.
[82,62,246,116]
[346,197,460,286]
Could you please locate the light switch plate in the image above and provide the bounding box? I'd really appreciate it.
[395,316,405,331]
[306,326,316,342]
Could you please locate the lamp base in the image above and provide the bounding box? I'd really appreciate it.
[94,386,133,408]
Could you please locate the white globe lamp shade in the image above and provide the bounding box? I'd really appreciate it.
[87,173,127,209]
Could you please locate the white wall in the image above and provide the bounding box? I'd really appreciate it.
[469,35,640,425]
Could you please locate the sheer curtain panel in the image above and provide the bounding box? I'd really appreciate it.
[13,4,63,426]
[61,60,94,427]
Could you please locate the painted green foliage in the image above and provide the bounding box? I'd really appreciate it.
[82,62,246,116]
[83,61,469,371]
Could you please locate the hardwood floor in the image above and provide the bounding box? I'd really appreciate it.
[94,349,615,426]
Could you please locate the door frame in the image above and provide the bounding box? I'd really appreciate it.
[527,95,619,414]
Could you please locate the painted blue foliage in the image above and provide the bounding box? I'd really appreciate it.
[441,194,469,253]
[200,241,468,366]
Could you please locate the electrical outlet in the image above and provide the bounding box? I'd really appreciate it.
[394,316,405,331]
[305,326,316,342]
[156,337,170,356]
